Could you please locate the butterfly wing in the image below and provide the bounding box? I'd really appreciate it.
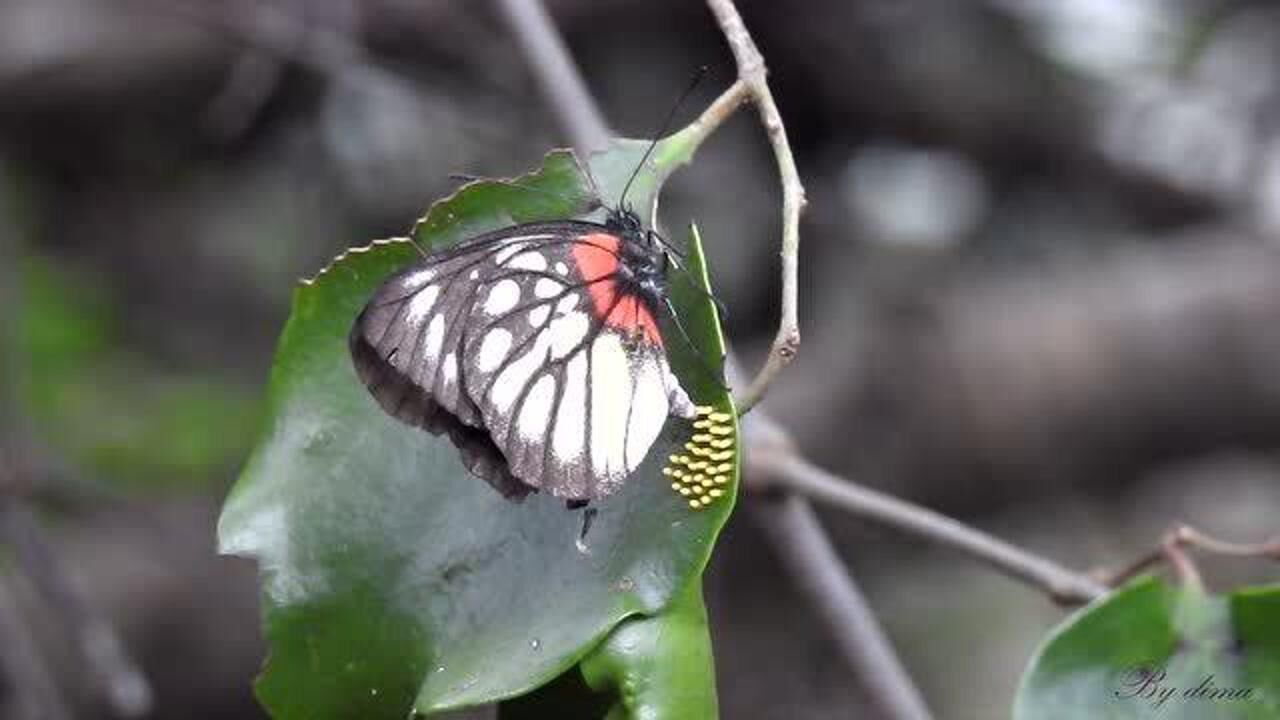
[350,233,557,499]
[460,232,695,500]
[350,224,694,502]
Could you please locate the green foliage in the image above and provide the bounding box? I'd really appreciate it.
[579,578,718,719]
[219,137,736,718]
[1015,577,1280,719]
[14,255,258,487]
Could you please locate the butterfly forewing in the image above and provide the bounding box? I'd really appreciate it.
[350,221,695,503]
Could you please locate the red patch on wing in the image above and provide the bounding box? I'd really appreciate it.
[571,233,620,282]
[572,233,662,346]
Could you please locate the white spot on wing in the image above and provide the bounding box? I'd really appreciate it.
[556,294,578,314]
[529,305,551,327]
[663,362,696,419]
[553,354,587,466]
[469,269,479,280]
[491,332,551,412]
[424,314,445,361]
[483,279,520,316]
[535,278,562,299]
[517,375,556,441]
[443,352,458,383]
[494,243,526,264]
[508,252,547,272]
[477,328,512,372]
[555,262,568,275]
[405,285,440,325]
[403,269,434,289]
[548,311,589,360]
[589,333,633,479]
[625,357,668,471]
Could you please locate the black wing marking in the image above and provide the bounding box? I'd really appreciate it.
[350,224,694,502]
[458,255,695,501]
[350,229,575,499]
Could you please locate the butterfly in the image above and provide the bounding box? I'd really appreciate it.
[348,199,701,506]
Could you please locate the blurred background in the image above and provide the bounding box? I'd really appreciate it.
[3,0,1280,718]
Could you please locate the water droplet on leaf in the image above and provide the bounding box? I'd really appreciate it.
[304,429,333,454]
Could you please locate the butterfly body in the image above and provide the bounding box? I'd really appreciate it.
[350,207,696,505]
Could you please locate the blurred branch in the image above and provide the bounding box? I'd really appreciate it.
[682,79,751,144]
[0,181,150,718]
[745,428,1108,605]
[751,494,934,720]
[202,41,285,140]
[705,0,805,415]
[1095,524,1280,590]
[492,0,610,157]
[1173,525,1280,559]
[0,575,73,720]
[137,0,383,80]
[0,500,153,717]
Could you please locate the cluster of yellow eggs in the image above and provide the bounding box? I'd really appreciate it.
[662,405,736,510]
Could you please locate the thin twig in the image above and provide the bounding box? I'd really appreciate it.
[705,0,805,415]
[746,435,1108,605]
[1095,523,1280,589]
[751,495,934,720]
[1161,533,1206,593]
[1174,525,1280,559]
[1091,547,1165,589]
[682,79,751,146]
[492,0,610,157]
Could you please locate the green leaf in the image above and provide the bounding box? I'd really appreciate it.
[579,578,718,719]
[15,254,259,488]
[1014,577,1280,719]
[495,578,716,720]
[218,137,737,718]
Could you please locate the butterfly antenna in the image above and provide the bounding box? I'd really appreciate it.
[650,229,730,320]
[662,295,729,391]
[671,268,729,321]
[617,66,710,210]
[646,228,686,259]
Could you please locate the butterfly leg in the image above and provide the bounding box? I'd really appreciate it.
[662,296,729,391]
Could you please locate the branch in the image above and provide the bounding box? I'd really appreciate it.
[1095,524,1280,589]
[682,79,751,145]
[745,423,1108,605]
[705,0,805,414]
[199,0,305,140]
[0,499,154,717]
[135,0,392,83]
[751,496,934,720]
[492,0,611,157]
[0,162,150,716]
[0,575,74,720]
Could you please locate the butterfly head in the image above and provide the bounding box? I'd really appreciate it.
[605,206,669,305]
[605,203,644,241]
